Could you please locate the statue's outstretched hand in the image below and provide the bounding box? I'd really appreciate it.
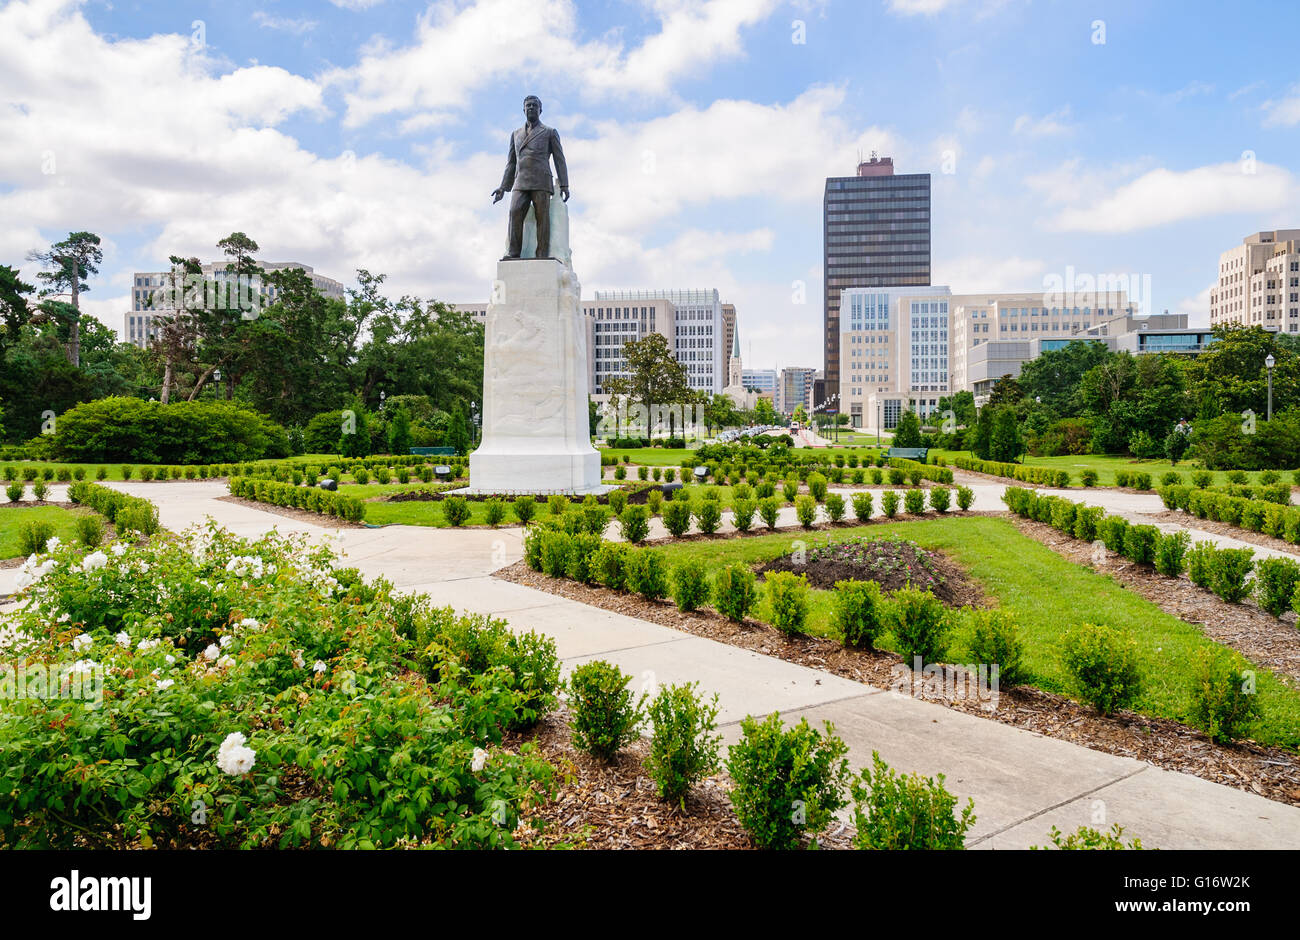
[491,188,504,203]
[561,186,570,203]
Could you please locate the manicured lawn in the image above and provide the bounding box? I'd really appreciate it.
[652,515,1300,749]
[934,449,1288,487]
[599,447,696,467]
[0,505,100,559]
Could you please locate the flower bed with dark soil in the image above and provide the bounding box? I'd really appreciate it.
[495,559,1300,808]
[755,535,982,606]
[506,706,852,850]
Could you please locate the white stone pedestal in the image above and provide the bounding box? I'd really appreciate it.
[468,258,603,494]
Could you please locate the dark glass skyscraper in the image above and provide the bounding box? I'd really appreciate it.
[822,156,930,404]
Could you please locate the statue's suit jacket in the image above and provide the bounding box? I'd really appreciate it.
[499,122,568,194]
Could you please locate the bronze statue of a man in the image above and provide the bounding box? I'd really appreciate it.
[492,95,569,261]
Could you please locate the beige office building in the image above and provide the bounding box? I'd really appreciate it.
[838,286,1136,429]
[1209,229,1300,331]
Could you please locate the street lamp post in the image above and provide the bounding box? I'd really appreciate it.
[1266,354,1276,421]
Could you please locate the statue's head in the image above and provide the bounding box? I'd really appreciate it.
[523,96,542,121]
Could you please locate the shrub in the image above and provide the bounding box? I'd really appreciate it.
[881,490,901,518]
[646,490,662,515]
[637,466,649,481]
[888,468,906,486]
[794,494,818,528]
[1226,470,1248,484]
[1189,648,1262,744]
[850,752,976,850]
[731,497,757,533]
[564,533,603,584]
[1254,556,1300,616]
[513,495,536,524]
[566,660,644,761]
[625,548,669,601]
[781,479,799,503]
[851,492,873,521]
[757,496,781,530]
[1036,824,1145,850]
[547,494,569,516]
[1061,624,1143,715]
[93,467,105,481]
[1114,469,1130,488]
[537,529,573,577]
[18,520,55,555]
[713,564,757,622]
[31,480,48,501]
[1192,470,1212,488]
[6,481,25,502]
[50,396,289,463]
[671,558,711,612]
[928,486,951,513]
[1186,541,1216,588]
[890,588,949,668]
[1080,469,1098,487]
[607,489,628,515]
[115,500,161,535]
[1160,471,1182,487]
[807,472,828,502]
[483,499,507,527]
[831,580,887,650]
[1131,471,1151,491]
[765,572,810,636]
[966,609,1027,688]
[587,542,627,591]
[693,499,722,535]
[1210,547,1255,603]
[1050,499,1077,535]
[903,488,926,515]
[725,713,851,850]
[73,514,104,548]
[1100,515,1129,554]
[580,501,611,536]
[1153,530,1191,577]
[614,465,626,480]
[614,504,647,544]
[645,683,722,808]
[1072,506,1105,542]
[955,485,974,510]
[662,498,693,537]
[442,496,471,527]
[1122,524,1159,565]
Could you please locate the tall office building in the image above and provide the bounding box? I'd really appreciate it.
[822,155,931,407]
[124,261,345,348]
[1209,229,1300,331]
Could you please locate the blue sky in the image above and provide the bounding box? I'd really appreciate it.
[4,0,1299,371]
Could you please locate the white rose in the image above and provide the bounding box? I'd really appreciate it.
[81,551,108,572]
[71,633,93,652]
[202,644,219,661]
[471,747,489,773]
[156,679,174,690]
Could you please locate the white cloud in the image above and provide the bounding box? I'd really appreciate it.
[252,11,318,34]
[1044,161,1299,232]
[329,0,780,129]
[934,256,1046,293]
[885,0,962,15]
[1262,86,1300,127]
[1174,283,1213,329]
[329,0,386,9]
[1012,106,1073,138]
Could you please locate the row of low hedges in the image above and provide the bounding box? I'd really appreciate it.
[1161,486,1300,543]
[954,456,1071,488]
[67,481,160,535]
[886,457,954,485]
[50,398,291,464]
[227,477,365,523]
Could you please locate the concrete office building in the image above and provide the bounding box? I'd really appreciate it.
[780,366,818,417]
[838,285,1141,428]
[124,261,345,348]
[1209,229,1300,331]
[451,290,729,398]
[822,155,931,406]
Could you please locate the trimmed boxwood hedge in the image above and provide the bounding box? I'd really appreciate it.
[953,456,1070,487]
[228,476,365,522]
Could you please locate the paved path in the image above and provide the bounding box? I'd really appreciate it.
[4,478,1300,848]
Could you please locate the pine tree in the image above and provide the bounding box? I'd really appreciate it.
[387,405,412,455]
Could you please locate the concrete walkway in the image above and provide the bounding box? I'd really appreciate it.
[4,478,1300,848]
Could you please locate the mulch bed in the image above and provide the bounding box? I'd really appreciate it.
[495,560,1300,809]
[755,537,983,607]
[505,706,852,850]
[1145,508,1300,559]
[216,495,366,529]
[1010,516,1300,688]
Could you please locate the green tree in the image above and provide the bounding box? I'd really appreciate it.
[989,406,1024,462]
[703,393,739,435]
[752,396,776,425]
[892,409,923,447]
[447,403,473,456]
[27,231,102,367]
[387,404,412,455]
[967,405,994,459]
[1017,340,1113,414]
[603,333,693,436]
[1185,325,1300,417]
[0,264,34,360]
[936,389,976,427]
[986,374,1024,408]
[340,397,370,457]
